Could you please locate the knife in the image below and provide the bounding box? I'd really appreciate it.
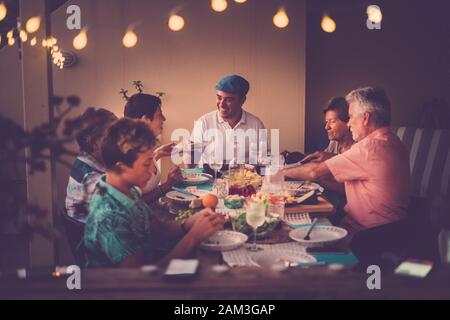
[172,187,200,198]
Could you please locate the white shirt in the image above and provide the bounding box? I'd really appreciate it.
[190,110,265,165]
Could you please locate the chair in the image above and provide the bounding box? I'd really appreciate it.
[60,208,86,266]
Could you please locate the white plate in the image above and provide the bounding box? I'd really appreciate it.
[182,173,213,186]
[289,226,348,247]
[200,230,248,252]
[285,181,324,194]
[166,190,209,203]
[252,250,316,268]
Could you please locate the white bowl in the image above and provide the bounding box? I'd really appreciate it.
[289,226,348,247]
[251,250,316,269]
[200,230,248,252]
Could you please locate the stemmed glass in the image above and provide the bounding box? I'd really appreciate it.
[208,160,223,180]
[213,178,229,210]
[245,200,266,252]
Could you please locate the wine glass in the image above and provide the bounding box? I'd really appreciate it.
[245,200,266,252]
[208,159,223,180]
[213,178,229,210]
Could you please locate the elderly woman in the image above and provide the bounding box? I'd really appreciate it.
[124,93,182,202]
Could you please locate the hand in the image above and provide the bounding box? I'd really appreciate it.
[187,208,225,244]
[154,143,175,161]
[165,166,183,187]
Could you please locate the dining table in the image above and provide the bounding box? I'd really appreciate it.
[1,170,450,300]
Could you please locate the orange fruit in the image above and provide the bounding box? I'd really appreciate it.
[202,193,218,209]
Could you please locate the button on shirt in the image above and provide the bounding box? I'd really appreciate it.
[191,110,265,164]
[84,176,154,267]
[325,127,410,232]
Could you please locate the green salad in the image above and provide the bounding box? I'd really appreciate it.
[233,212,280,239]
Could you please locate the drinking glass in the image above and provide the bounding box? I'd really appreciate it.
[213,178,229,209]
[245,200,266,252]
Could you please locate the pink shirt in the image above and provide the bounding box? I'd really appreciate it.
[325,127,410,232]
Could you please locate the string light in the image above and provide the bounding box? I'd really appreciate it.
[211,0,228,13]
[30,37,37,46]
[26,16,41,34]
[367,5,382,24]
[19,30,28,42]
[168,14,185,32]
[273,7,289,29]
[234,0,247,3]
[73,29,88,50]
[0,2,7,22]
[7,30,13,39]
[122,30,138,48]
[8,37,15,46]
[321,15,336,33]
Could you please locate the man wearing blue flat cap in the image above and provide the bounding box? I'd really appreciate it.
[189,75,266,166]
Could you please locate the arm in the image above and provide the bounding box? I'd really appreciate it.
[142,167,183,204]
[282,161,333,182]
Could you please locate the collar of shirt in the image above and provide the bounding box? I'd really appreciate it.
[216,109,247,129]
[97,175,140,210]
[79,153,106,173]
[365,127,391,141]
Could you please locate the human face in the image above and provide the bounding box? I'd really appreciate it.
[347,102,368,142]
[216,90,245,120]
[145,106,166,136]
[324,110,349,142]
[121,148,157,189]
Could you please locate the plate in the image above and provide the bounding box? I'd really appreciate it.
[289,226,348,247]
[251,250,316,268]
[166,190,209,204]
[285,181,324,194]
[182,173,212,186]
[200,230,248,252]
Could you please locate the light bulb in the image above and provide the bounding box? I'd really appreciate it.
[367,5,382,24]
[8,37,15,46]
[20,30,28,42]
[234,0,247,3]
[0,35,2,44]
[26,16,41,33]
[7,30,13,39]
[30,37,37,46]
[0,2,7,22]
[321,15,336,33]
[211,0,228,13]
[73,30,88,50]
[122,30,138,48]
[273,7,289,29]
[168,15,185,32]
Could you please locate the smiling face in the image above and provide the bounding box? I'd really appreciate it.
[120,148,157,188]
[143,106,166,136]
[324,110,350,142]
[216,90,245,120]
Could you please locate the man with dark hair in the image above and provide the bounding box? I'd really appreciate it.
[281,87,410,233]
[190,75,265,166]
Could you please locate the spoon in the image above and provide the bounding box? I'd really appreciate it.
[303,218,318,241]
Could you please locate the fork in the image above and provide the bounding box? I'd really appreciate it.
[303,218,318,240]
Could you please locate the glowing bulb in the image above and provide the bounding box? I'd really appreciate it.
[7,30,13,39]
[234,0,247,3]
[73,30,88,50]
[30,37,37,46]
[168,15,185,32]
[367,5,382,24]
[0,2,7,22]
[8,37,15,46]
[20,30,28,42]
[273,7,289,29]
[0,35,2,44]
[26,16,41,33]
[122,30,138,48]
[49,37,57,46]
[211,0,228,13]
[321,15,336,33]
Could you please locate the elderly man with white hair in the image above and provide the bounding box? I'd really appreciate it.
[282,86,410,234]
